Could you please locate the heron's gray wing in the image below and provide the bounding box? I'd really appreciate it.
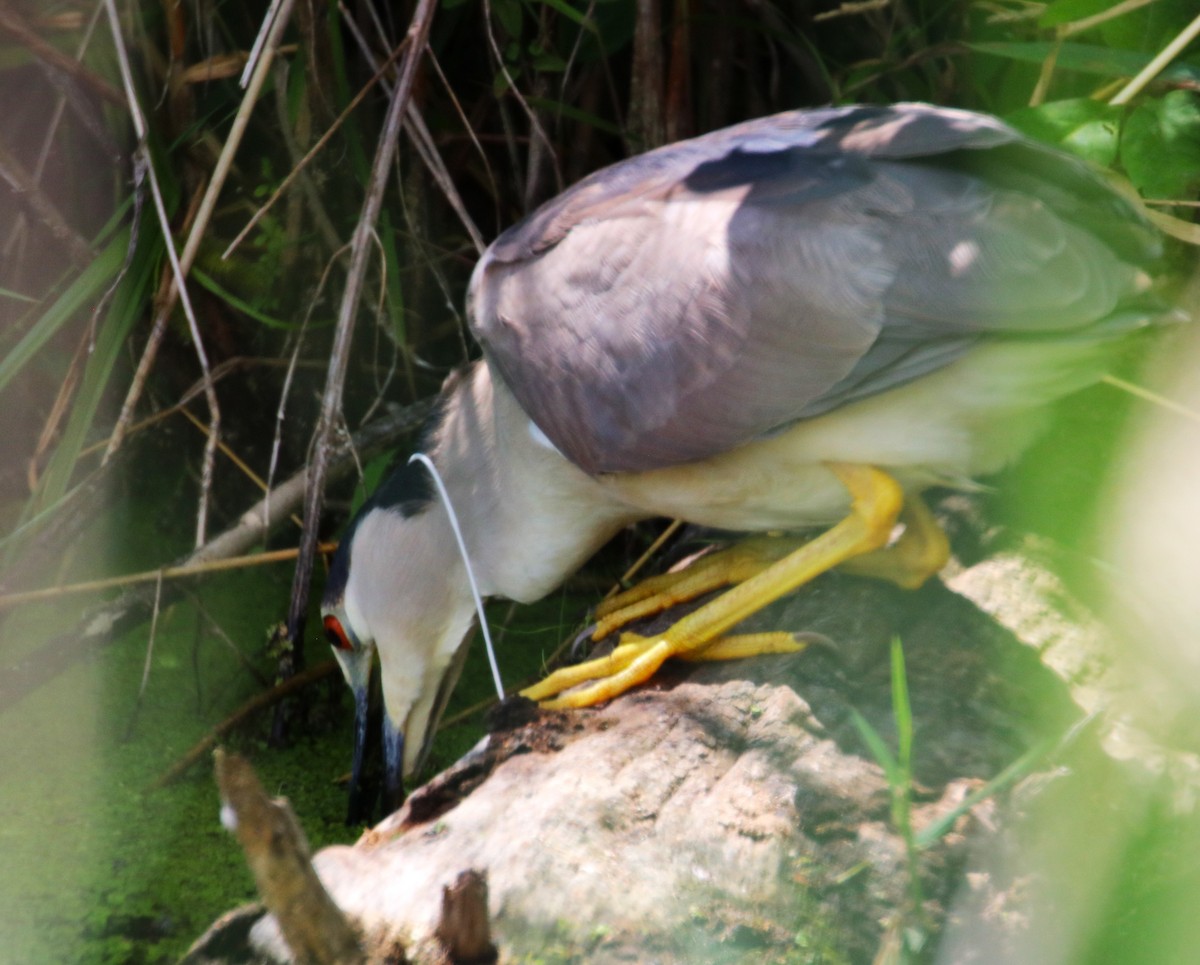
[469,104,1160,475]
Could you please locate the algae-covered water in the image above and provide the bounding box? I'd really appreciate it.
[0,488,576,963]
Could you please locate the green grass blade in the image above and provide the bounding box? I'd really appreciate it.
[970,41,1200,84]
[890,637,913,775]
[0,236,131,396]
[849,707,899,786]
[30,225,160,512]
[916,735,1057,849]
[191,266,291,330]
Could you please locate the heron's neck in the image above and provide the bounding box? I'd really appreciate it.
[428,362,638,604]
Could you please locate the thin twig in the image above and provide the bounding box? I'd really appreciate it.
[122,570,164,741]
[2,0,104,271]
[0,544,337,611]
[103,181,205,465]
[0,0,124,105]
[185,589,274,688]
[426,45,501,237]
[482,0,562,198]
[104,0,298,467]
[1029,32,1060,108]
[178,406,305,530]
[105,2,221,545]
[270,59,341,254]
[177,0,297,276]
[266,246,352,536]
[27,329,89,490]
[338,4,486,254]
[153,661,339,788]
[1060,0,1155,38]
[1102,375,1200,425]
[0,136,94,264]
[222,38,409,260]
[239,0,288,88]
[1110,10,1200,105]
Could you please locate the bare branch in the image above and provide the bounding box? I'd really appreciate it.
[215,750,365,964]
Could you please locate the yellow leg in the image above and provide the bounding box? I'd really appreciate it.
[838,494,949,589]
[675,631,817,662]
[592,537,799,640]
[590,495,945,645]
[521,463,903,708]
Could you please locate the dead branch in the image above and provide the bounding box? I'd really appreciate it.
[0,0,124,105]
[436,871,496,964]
[0,135,94,264]
[216,750,366,965]
[153,660,340,789]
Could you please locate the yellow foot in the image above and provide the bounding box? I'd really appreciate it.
[520,630,811,709]
[522,463,906,709]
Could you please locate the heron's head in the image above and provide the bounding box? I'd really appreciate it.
[322,460,476,823]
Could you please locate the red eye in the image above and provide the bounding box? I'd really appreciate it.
[324,614,353,651]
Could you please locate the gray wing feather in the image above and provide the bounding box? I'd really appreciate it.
[469,103,1160,474]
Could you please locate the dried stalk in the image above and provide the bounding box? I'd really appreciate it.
[103,2,220,545]
[223,38,409,259]
[0,136,94,265]
[0,544,335,612]
[338,4,485,255]
[1110,10,1200,105]
[104,0,298,464]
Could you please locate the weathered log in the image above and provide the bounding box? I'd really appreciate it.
[188,541,1101,964]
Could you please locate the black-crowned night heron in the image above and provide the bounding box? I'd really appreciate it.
[322,103,1164,819]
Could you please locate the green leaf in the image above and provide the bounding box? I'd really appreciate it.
[1121,91,1200,199]
[529,42,568,72]
[1007,98,1122,167]
[0,231,132,397]
[526,96,625,135]
[191,267,292,330]
[0,285,36,304]
[1038,0,1116,28]
[536,0,598,31]
[915,735,1056,849]
[32,225,159,511]
[492,0,523,39]
[352,452,398,517]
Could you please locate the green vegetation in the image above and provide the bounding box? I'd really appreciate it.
[0,0,1196,961]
